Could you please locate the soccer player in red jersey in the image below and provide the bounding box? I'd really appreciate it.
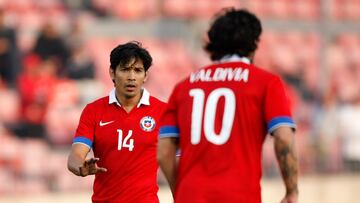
[67,41,166,202]
[157,8,299,203]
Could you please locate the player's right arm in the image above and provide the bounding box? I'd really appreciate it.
[158,85,181,196]
[67,144,107,177]
[157,137,178,195]
[67,103,107,177]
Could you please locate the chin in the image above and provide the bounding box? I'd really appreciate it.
[124,92,137,99]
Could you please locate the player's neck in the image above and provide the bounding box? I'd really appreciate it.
[116,90,142,113]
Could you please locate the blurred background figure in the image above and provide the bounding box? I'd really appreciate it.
[15,54,57,139]
[0,9,20,88]
[0,0,360,202]
[33,22,69,74]
[62,42,95,80]
[61,16,95,80]
[338,94,360,172]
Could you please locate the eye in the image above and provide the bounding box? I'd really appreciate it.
[119,67,130,72]
[134,67,145,72]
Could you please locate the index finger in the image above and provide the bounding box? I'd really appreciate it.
[96,167,107,173]
[86,157,100,164]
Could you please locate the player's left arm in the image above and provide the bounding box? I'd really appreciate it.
[157,137,178,196]
[273,126,299,203]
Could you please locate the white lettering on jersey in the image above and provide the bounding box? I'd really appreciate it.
[189,88,235,145]
[190,67,249,83]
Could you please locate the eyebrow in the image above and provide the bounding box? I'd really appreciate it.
[120,66,145,70]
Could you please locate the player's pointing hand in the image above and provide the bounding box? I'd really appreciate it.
[79,157,107,177]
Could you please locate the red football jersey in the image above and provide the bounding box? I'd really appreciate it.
[159,56,295,203]
[74,89,166,202]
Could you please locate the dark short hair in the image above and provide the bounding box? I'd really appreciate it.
[204,8,262,61]
[110,41,152,71]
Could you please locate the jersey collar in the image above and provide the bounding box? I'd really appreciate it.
[108,88,150,107]
[218,54,251,64]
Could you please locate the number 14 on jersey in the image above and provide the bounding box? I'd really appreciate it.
[117,129,134,151]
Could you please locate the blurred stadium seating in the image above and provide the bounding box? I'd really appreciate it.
[0,0,360,202]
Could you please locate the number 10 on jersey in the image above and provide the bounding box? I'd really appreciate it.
[189,88,236,145]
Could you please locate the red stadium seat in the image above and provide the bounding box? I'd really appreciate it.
[110,0,159,20]
[18,139,50,177]
[162,0,193,18]
[0,167,16,193]
[0,131,22,172]
[343,0,360,20]
[45,80,82,146]
[292,0,320,20]
[48,150,94,191]
[5,0,34,13]
[267,0,292,19]
[0,89,20,124]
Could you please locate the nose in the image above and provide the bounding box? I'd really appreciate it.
[127,69,136,80]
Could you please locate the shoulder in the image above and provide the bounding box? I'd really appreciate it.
[150,96,167,107]
[250,63,278,79]
[243,64,284,89]
[84,96,109,111]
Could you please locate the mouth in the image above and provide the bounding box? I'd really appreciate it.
[125,84,137,92]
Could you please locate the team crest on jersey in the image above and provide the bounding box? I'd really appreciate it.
[140,116,156,132]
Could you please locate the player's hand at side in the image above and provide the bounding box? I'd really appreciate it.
[280,192,298,203]
[79,157,107,177]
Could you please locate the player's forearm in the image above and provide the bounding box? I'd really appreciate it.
[157,138,178,195]
[159,158,177,195]
[273,128,299,196]
[68,144,91,176]
[67,153,85,176]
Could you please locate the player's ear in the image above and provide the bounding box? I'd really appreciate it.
[109,68,115,83]
[143,72,148,83]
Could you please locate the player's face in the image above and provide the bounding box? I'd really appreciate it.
[110,57,147,100]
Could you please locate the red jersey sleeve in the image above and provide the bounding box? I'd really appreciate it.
[159,85,180,138]
[73,103,96,148]
[264,76,296,134]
